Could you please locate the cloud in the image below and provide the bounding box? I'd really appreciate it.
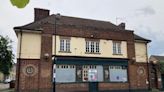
[158,53,164,56]
[135,6,156,16]
[134,24,164,56]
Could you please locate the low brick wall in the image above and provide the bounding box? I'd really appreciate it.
[99,82,129,91]
[56,83,88,92]
[56,82,130,92]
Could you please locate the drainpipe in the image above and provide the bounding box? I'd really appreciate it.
[17,29,22,92]
[146,43,151,90]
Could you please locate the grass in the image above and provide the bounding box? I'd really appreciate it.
[0,88,14,92]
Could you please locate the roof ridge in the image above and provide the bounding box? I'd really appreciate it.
[151,55,164,57]
[60,15,116,26]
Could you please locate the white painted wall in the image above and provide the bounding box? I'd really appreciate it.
[53,36,128,58]
[135,42,147,62]
[17,31,41,59]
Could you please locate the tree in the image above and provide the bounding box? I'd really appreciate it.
[10,0,30,8]
[159,62,164,73]
[0,35,14,81]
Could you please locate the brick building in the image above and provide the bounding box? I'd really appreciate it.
[149,55,164,90]
[14,8,151,92]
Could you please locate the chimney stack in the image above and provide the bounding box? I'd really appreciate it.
[34,8,50,21]
[118,23,125,30]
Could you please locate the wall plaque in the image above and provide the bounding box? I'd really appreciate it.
[137,66,145,76]
[23,64,37,76]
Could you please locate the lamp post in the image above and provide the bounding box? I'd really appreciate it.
[53,13,60,92]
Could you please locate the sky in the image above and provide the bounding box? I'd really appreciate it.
[0,0,164,59]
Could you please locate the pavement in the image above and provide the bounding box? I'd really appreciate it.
[0,83,14,92]
[0,83,9,89]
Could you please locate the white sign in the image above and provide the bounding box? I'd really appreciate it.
[88,69,98,81]
[158,78,161,81]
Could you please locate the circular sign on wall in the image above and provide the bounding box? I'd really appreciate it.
[137,66,145,76]
[23,64,38,76]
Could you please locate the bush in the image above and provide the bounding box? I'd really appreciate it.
[151,88,160,92]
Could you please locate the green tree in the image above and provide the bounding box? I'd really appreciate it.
[159,62,164,73]
[0,35,14,81]
[10,0,30,8]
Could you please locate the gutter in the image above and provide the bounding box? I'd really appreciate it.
[17,29,22,91]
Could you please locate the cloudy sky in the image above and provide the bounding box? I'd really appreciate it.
[0,0,164,59]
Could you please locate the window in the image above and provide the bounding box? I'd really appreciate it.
[56,65,76,83]
[113,41,121,54]
[82,65,97,81]
[109,66,127,82]
[86,41,99,53]
[60,38,70,52]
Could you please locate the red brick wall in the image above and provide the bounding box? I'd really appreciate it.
[37,23,54,91]
[56,83,88,92]
[56,24,134,41]
[15,59,39,91]
[34,8,49,21]
[129,63,149,89]
[99,83,129,90]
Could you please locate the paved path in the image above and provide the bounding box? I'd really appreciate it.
[0,83,9,89]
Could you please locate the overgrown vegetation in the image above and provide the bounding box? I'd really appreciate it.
[158,62,164,73]
[0,35,14,81]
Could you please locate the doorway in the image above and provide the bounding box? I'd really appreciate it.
[151,67,158,89]
[161,74,164,89]
[89,82,98,92]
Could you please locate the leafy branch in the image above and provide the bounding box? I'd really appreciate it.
[10,0,30,8]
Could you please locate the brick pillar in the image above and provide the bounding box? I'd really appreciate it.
[127,33,149,90]
[126,33,137,90]
[38,23,54,92]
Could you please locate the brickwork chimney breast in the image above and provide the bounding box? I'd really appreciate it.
[34,8,50,21]
[118,23,126,30]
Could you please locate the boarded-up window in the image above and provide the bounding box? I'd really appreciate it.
[56,65,76,83]
[109,66,127,82]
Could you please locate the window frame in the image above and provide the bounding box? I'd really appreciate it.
[109,65,128,83]
[82,65,97,82]
[85,39,100,54]
[113,41,122,55]
[59,37,71,53]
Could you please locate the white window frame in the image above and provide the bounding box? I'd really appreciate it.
[113,41,121,54]
[60,38,70,52]
[86,41,99,53]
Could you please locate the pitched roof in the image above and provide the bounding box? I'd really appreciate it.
[151,55,164,61]
[14,14,151,42]
[134,34,151,42]
[14,14,122,30]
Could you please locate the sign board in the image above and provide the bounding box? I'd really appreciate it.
[158,78,161,81]
[88,69,98,81]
